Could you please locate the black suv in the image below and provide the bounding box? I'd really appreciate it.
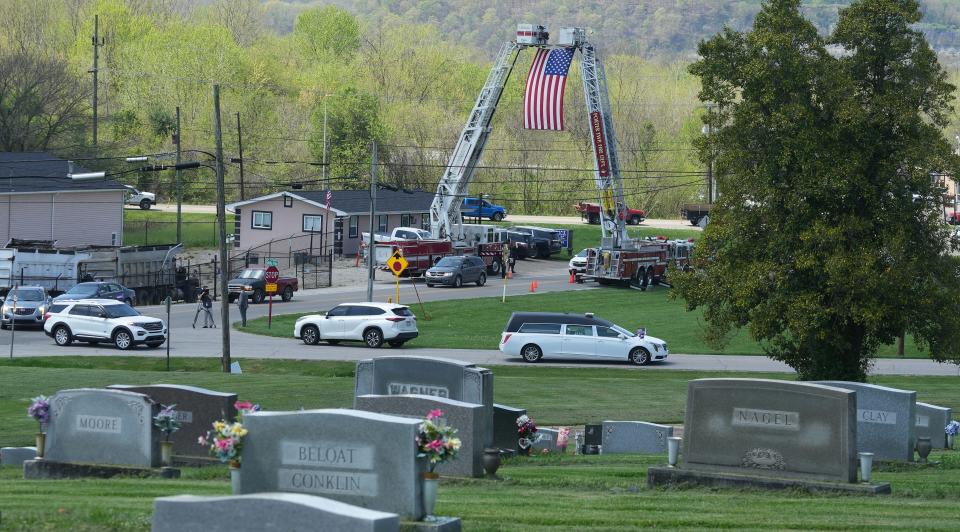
[511,226,561,259]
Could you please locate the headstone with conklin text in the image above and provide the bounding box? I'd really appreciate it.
[915,402,952,449]
[681,379,858,482]
[815,381,916,462]
[42,388,159,467]
[239,409,427,520]
[108,384,238,460]
[355,394,485,478]
[601,421,673,454]
[152,493,399,532]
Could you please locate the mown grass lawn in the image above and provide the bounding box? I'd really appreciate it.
[123,210,218,248]
[1,357,959,530]
[241,287,932,358]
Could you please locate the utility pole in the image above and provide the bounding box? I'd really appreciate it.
[175,106,182,244]
[236,112,245,201]
[322,96,329,191]
[367,141,377,302]
[90,15,105,147]
[704,103,717,204]
[213,84,231,373]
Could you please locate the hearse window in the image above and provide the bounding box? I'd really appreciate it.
[565,325,594,336]
[518,323,562,334]
[596,326,621,338]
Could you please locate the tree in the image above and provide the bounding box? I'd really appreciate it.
[294,5,360,59]
[0,49,88,151]
[672,0,960,381]
[309,87,387,186]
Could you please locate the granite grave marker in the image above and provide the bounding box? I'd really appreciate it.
[492,404,526,453]
[816,381,916,461]
[532,428,559,452]
[239,409,427,519]
[0,447,37,466]
[601,421,673,454]
[915,402,952,449]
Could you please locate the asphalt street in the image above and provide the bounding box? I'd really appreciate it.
[4,255,958,376]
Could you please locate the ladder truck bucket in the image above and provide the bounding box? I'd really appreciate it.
[516,24,549,45]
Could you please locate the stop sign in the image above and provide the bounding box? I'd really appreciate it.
[264,266,280,283]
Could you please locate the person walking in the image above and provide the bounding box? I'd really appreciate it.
[501,240,511,279]
[508,243,518,275]
[238,288,249,327]
[192,287,215,328]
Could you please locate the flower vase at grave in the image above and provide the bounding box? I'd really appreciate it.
[482,448,502,478]
[916,437,932,463]
[35,432,45,459]
[948,434,955,450]
[422,472,439,520]
[229,460,241,495]
[160,441,174,467]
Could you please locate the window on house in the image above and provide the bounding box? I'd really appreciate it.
[377,215,388,233]
[303,214,323,232]
[284,195,293,208]
[349,216,359,238]
[252,211,272,229]
[401,214,412,227]
[420,213,431,231]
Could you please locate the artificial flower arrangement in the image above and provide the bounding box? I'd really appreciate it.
[557,427,571,452]
[946,420,960,436]
[516,414,540,451]
[153,404,182,442]
[198,401,260,465]
[27,395,50,430]
[416,409,461,473]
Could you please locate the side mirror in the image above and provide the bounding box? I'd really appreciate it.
[325,315,331,319]
[618,334,627,340]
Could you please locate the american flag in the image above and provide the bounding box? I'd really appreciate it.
[326,189,331,211]
[523,47,575,131]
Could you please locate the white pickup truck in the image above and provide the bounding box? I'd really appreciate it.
[361,227,432,244]
[125,187,156,210]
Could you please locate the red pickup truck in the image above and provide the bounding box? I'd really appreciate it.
[574,202,646,225]
[227,268,298,304]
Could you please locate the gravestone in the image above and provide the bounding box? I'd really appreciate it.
[240,409,427,520]
[915,402,952,449]
[584,424,602,445]
[355,356,494,449]
[108,384,238,460]
[0,447,37,466]
[601,421,673,454]
[43,388,159,467]
[355,394,484,478]
[681,379,858,482]
[492,404,526,453]
[816,381,916,461]
[152,493,399,532]
[532,428,559,452]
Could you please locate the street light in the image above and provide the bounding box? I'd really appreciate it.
[67,171,107,180]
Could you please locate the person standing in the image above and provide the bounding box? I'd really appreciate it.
[238,289,249,327]
[501,240,511,279]
[193,287,215,328]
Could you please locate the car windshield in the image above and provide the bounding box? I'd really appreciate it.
[575,249,589,258]
[240,270,264,279]
[66,283,99,297]
[103,304,140,318]
[612,325,635,337]
[435,257,463,267]
[6,288,44,302]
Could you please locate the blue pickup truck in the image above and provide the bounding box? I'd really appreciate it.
[461,198,507,221]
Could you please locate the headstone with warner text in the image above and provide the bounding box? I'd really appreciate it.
[601,421,673,454]
[681,379,857,482]
[355,356,494,448]
[108,384,238,460]
[815,381,916,461]
[492,404,526,453]
[355,394,485,478]
[152,493,399,532]
[915,402,952,449]
[1,447,37,466]
[239,409,427,520]
[44,388,159,467]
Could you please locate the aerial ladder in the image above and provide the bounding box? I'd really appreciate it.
[430,24,674,287]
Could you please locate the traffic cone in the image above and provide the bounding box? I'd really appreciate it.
[507,271,513,279]
[569,271,575,283]
[529,280,537,293]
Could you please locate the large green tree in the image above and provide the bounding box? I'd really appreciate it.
[673,0,960,381]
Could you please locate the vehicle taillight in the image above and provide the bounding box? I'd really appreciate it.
[43,312,51,322]
[386,317,404,322]
[501,333,512,344]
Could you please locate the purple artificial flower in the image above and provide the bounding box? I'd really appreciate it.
[28,395,50,426]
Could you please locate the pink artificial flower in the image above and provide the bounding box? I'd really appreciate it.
[215,438,233,451]
[426,439,444,452]
[235,401,253,411]
[197,436,207,445]
[426,409,443,420]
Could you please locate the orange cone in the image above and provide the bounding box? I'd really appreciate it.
[507,270,513,279]
[530,280,537,293]
[569,271,575,283]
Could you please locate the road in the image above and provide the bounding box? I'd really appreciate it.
[3,254,957,376]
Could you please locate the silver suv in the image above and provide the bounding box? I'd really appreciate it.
[44,299,166,350]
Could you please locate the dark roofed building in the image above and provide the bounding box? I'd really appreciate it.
[0,152,127,247]
[226,189,435,256]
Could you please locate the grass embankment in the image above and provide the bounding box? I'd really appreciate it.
[240,287,932,358]
[1,357,959,530]
[123,210,218,248]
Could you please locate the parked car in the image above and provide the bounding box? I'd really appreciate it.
[294,302,418,348]
[461,197,507,221]
[425,256,487,287]
[511,226,562,258]
[54,282,136,306]
[499,312,669,365]
[44,299,167,350]
[227,268,298,304]
[125,187,156,210]
[1,286,52,329]
[568,248,590,275]
[505,230,535,259]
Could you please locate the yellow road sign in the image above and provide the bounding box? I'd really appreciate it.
[265,283,278,294]
[387,250,408,277]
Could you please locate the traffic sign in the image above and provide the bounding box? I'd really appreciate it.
[386,250,408,277]
[265,283,278,294]
[266,258,279,268]
[264,265,280,283]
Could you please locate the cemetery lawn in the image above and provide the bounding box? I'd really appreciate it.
[242,288,931,358]
[2,451,960,530]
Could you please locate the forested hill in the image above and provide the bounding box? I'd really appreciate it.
[261,0,960,61]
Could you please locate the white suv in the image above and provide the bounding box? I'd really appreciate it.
[294,302,418,348]
[44,299,167,350]
[125,187,156,210]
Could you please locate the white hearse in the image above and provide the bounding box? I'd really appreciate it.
[499,312,668,365]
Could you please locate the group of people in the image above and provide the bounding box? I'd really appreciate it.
[192,287,251,328]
